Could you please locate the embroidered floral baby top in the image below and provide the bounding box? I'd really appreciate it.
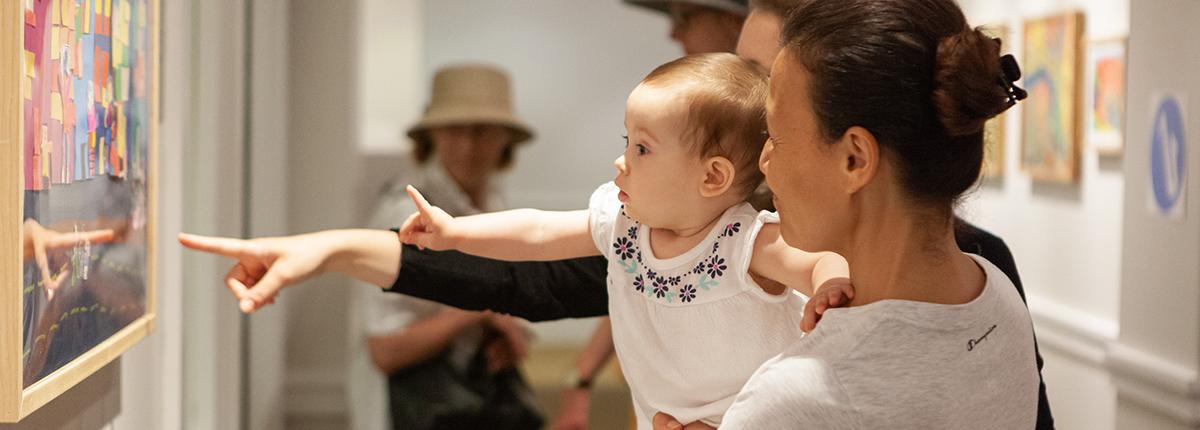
[588,182,809,429]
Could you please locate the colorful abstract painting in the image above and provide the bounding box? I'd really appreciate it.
[1021,12,1084,183]
[1088,38,1126,156]
[19,0,152,391]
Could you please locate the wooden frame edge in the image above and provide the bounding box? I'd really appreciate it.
[1,0,26,422]
[17,315,153,420]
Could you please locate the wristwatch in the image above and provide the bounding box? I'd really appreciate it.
[564,371,594,390]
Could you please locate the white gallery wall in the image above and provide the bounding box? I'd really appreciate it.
[1117,0,1200,428]
[959,0,1200,429]
[957,0,1128,428]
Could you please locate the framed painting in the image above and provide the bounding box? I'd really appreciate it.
[1087,37,1127,157]
[1,0,157,421]
[981,24,1010,180]
[1021,12,1085,183]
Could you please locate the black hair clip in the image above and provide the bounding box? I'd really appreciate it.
[999,54,1028,106]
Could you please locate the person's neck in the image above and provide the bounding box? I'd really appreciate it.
[842,195,985,307]
[440,162,491,210]
[647,194,740,260]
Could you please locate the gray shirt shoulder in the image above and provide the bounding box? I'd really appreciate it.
[721,254,1039,429]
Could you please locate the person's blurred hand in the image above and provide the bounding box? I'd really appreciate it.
[178,232,333,313]
[483,313,531,372]
[551,386,592,430]
[23,219,115,300]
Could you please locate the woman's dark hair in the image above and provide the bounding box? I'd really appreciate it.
[781,0,1016,207]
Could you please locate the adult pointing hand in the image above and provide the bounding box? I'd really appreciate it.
[179,229,403,313]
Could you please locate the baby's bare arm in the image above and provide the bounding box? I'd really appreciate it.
[399,186,599,261]
[748,224,849,296]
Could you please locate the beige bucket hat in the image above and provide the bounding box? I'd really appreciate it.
[623,0,749,16]
[407,64,534,145]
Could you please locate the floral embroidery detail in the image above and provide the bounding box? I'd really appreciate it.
[628,226,639,240]
[633,275,645,293]
[705,256,727,278]
[668,275,682,286]
[619,205,634,220]
[723,222,742,237]
[679,284,697,302]
[613,237,635,261]
[712,242,720,254]
[652,276,670,299]
[646,269,658,282]
[691,261,706,275]
[636,250,643,263]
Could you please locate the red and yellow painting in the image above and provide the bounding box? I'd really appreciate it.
[1021,12,1084,183]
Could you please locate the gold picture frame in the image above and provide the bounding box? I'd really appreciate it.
[981,24,1010,180]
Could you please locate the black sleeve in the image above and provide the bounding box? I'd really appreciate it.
[954,219,1055,430]
[386,244,610,322]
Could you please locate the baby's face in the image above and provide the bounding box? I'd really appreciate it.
[614,84,708,228]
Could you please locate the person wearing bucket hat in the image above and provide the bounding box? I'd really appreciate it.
[407,65,534,187]
[624,0,748,54]
[346,64,542,430]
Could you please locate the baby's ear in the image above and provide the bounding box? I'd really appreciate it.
[699,156,736,198]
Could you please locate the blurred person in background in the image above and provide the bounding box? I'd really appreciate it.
[347,64,542,430]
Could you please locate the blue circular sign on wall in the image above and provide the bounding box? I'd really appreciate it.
[1151,96,1187,213]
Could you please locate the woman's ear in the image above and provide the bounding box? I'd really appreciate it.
[838,126,880,194]
[700,156,737,197]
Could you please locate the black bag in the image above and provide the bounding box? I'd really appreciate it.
[387,337,544,430]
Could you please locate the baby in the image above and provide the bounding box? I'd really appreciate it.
[399,53,852,429]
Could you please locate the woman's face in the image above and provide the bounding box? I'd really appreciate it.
[735,10,782,72]
[429,124,513,189]
[668,3,741,55]
[761,53,850,251]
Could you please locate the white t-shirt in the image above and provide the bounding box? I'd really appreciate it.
[346,162,503,430]
[720,253,1039,429]
[588,182,809,428]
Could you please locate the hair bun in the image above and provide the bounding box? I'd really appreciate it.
[932,28,1011,138]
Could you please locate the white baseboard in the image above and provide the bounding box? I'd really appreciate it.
[1027,295,1200,425]
[1108,342,1200,425]
[1027,296,1117,366]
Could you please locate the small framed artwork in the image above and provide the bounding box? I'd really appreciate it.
[1087,37,1127,157]
[1,0,158,421]
[1021,11,1085,183]
[981,24,1011,180]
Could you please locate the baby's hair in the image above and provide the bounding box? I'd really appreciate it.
[641,53,769,199]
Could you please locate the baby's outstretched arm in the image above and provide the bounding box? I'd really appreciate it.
[399,186,600,261]
[749,224,854,332]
